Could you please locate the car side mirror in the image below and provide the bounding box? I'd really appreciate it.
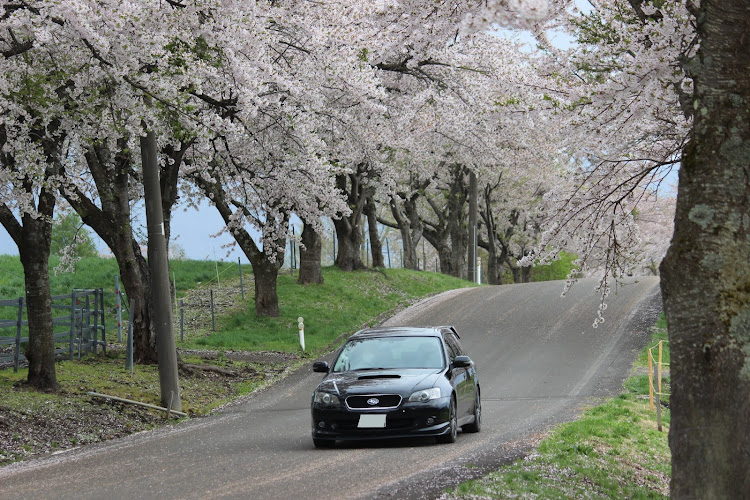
[313,361,330,373]
[452,355,472,368]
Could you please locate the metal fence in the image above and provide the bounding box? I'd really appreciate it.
[0,288,106,372]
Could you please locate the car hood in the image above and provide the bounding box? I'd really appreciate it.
[317,369,443,397]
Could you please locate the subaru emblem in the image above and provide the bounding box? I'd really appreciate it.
[367,398,380,406]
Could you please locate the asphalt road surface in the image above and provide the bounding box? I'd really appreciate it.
[0,277,662,500]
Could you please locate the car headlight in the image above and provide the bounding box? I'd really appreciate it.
[408,387,441,402]
[313,391,341,405]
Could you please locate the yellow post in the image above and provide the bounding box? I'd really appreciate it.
[658,340,663,394]
[648,348,654,411]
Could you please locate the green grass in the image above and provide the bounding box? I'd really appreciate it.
[0,254,251,300]
[187,267,476,354]
[447,314,671,499]
[530,251,578,282]
[0,255,252,344]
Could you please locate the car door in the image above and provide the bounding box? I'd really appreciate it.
[442,330,470,417]
[452,332,478,415]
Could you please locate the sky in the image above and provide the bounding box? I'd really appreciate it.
[167,200,252,262]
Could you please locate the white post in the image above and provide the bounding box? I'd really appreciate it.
[298,316,305,351]
[477,257,482,285]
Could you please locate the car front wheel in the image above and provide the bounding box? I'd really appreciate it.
[436,398,458,444]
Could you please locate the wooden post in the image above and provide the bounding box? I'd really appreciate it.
[14,297,23,372]
[238,258,245,300]
[654,359,662,432]
[80,292,90,357]
[658,340,663,394]
[92,290,99,355]
[126,299,135,374]
[115,275,122,342]
[99,288,106,354]
[648,348,654,411]
[210,289,216,331]
[69,290,77,361]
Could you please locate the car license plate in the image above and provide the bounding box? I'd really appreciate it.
[358,414,386,428]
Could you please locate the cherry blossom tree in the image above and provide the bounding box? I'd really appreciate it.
[500,0,747,494]
[1,0,83,389]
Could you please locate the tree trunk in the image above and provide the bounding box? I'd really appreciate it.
[436,244,453,276]
[333,216,365,271]
[253,259,281,317]
[118,249,157,363]
[383,192,423,270]
[480,184,501,285]
[61,141,159,362]
[449,219,468,279]
[521,265,531,283]
[365,197,385,268]
[190,170,284,317]
[467,171,478,282]
[0,194,58,391]
[660,1,750,497]
[333,168,371,271]
[298,221,323,285]
[422,186,456,277]
[0,129,62,391]
[510,263,521,284]
[447,165,469,279]
[19,213,58,391]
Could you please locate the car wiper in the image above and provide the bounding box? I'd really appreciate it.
[355,367,388,371]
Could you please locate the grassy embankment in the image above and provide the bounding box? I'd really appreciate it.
[446,314,671,499]
[0,254,251,323]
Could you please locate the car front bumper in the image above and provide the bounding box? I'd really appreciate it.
[311,397,452,441]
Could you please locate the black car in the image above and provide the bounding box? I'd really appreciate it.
[310,326,480,448]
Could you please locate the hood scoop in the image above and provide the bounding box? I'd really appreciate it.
[357,374,401,380]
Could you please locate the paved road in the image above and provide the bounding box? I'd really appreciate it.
[0,277,661,500]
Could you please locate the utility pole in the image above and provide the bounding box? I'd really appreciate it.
[141,130,181,412]
[468,170,478,283]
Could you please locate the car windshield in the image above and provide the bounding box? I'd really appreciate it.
[332,336,445,372]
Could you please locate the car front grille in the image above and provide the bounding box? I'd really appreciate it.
[346,394,402,410]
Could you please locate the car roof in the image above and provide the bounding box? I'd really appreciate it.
[349,326,459,339]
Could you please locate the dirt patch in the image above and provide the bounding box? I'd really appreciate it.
[0,392,165,465]
[179,348,299,365]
